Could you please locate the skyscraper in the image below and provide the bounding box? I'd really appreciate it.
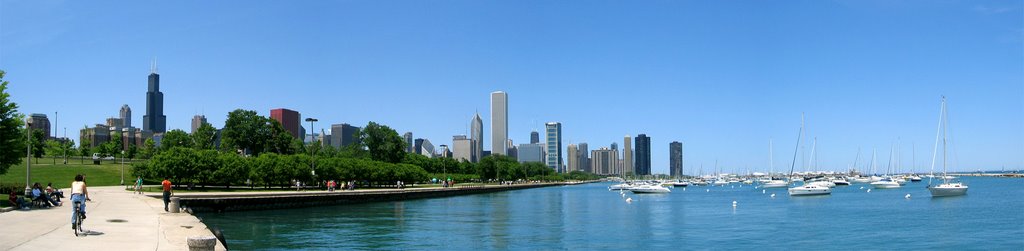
[452,135,472,162]
[404,132,413,153]
[624,135,633,176]
[120,104,132,128]
[530,131,539,144]
[578,143,589,173]
[270,108,301,139]
[330,123,361,148]
[28,113,51,139]
[567,144,579,172]
[471,113,483,162]
[143,62,166,133]
[670,141,683,177]
[516,143,544,163]
[490,91,508,156]
[545,122,562,172]
[591,148,619,175]
[635,134,651,176]
[191,115,207,134]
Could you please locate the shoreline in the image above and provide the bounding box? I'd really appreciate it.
[152,181,599,213]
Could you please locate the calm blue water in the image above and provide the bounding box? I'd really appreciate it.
[199,177,1024,250]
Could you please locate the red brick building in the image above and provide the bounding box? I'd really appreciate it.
[270,108,301,139]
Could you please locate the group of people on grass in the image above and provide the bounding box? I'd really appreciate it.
[7,182,65,209]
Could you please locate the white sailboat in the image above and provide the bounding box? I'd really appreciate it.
[928,96,968,197]
[788,113,831,196]
[763,139,789,188]
[871,145,901,189]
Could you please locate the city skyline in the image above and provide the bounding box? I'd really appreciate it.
[2,1,1021,173]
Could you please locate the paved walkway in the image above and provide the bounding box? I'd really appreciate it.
[0,186,225,251]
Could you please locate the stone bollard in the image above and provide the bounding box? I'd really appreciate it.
[187,236,217,251]
[170,197,181,213]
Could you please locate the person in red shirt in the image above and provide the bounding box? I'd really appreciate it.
[161,177,173,212]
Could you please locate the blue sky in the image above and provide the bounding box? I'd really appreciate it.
[2,0,1021,173]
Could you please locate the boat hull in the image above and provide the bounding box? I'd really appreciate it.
[928,185,968,197]
[788,186,832,196]
[870,181,900,189]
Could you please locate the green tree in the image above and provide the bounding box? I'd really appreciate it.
[79,140,91,164]
[0,70,25,175]
[191,122,218,150]
[265,120,297,155]
[221,109,266,155]
[44,139,63,164]
[161,129,191,150]
[359,122,405,163]
[30,129,45,162]
[139,138,156,159]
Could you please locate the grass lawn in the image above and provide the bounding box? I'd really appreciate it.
[0,161,132,189]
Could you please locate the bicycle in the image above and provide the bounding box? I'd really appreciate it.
[72,200,84,236]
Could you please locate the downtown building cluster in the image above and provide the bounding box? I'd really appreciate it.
[58,64,685,176]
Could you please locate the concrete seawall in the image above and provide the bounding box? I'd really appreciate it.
[157,181,595,213]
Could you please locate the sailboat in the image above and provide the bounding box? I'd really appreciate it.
[871,145,901,189]
[928,96,968,197]
[763,139,788,188]
[789,113,831,196]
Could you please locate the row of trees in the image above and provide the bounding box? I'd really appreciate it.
[133,147,430,188]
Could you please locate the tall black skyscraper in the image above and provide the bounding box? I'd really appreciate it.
[530,131,539,144]
[143,62,166,133]
[670,141,682,177]
[635,134,651,175]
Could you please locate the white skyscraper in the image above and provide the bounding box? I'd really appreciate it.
[491,91,508,156]
[471,113,483,162]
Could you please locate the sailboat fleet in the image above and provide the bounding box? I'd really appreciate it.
[607,96,970,198]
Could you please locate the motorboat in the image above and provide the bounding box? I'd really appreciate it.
[631,184,672,194]
[850,176,871,183]
[808,180,836,188]
[831,177,851,186]
[671,180,689,187]
[870,178,901,189]
[609,183,632,191]
[910,176,922,182]
[788,184,832,196]
[712,179,729,186]
[762,179,789,188]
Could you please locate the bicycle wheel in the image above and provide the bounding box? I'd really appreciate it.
[75,212,83,236]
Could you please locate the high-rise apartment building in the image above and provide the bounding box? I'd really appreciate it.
[490,91,508,156]
[191,115,207,134]
[670,141,683,177]
[624,135,633,176]
[530,131,539,144]
[331,123,361,148]
[120,104,132,128]
[143,63,166,133]
[270,108,301,139]
[635,134,651,176]
[471,113,483,162]
[545,122,562,172]
[591,147,620,175]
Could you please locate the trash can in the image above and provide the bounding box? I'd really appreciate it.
[187,236,217,251]
[170,197,181,213]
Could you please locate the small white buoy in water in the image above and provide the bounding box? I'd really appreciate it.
[731,186,735,188]
[683,187,686,191]
[905,194,911,199]
[732,201,737,207]
[762,189,766,194]
[770,193,776,198]
[621,193,625,197]
[706,189,710,192]
[867,189,872,193]
[626,197,633,203]
[859,186,864,190]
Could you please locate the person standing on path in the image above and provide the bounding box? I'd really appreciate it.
[135,176,144,194]
[161,177,173,212]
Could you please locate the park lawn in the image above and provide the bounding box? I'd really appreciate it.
[0,162,130,188]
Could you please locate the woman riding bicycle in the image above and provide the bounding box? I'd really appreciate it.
[70,174,89,230]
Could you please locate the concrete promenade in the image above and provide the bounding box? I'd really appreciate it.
[0,186,225,251]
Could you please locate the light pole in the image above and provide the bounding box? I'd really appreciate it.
[25,118,32,196]
[305,118,318,185]
[63,127,67,164]
[120,149,126,186]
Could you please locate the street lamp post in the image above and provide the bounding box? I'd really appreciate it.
[305,118,318,186]
[25,118,32,196]
[121,150,126,186]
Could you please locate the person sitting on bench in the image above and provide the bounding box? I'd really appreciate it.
[31,183,58,207]
[8,191,28,209]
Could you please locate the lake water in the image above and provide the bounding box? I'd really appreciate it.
[198,177,1024,250]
